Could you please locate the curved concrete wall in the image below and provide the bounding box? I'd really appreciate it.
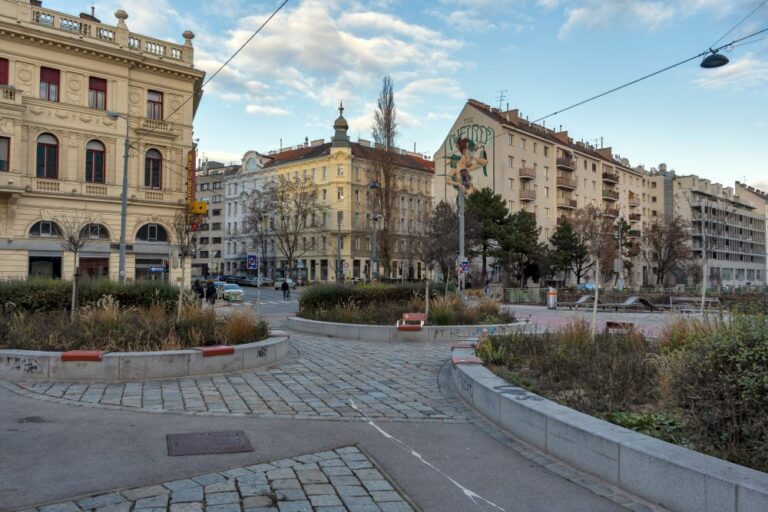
[0,334,290,382]
[450,346,768,512]
[287,316,528,342]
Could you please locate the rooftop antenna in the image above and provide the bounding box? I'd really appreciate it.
[497,89,507,110]
[91,5,95,17]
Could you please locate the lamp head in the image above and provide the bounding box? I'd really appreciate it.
[106,111,120,120]
[369,181,381,190]
[700,52,729,69]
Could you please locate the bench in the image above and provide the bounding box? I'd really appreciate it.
[455,327,491,348]
[396,313,426,331]
[670,296,720,312]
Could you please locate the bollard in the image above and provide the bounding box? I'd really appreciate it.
[547,287,558,309]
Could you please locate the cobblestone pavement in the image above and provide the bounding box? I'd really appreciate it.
[3,334,465,423]
[18,446,414,512]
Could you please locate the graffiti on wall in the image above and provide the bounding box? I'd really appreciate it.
[445,124,494,196]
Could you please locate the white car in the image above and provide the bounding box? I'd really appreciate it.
[220,283,244,302]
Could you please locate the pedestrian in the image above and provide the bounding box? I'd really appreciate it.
[206,280,216,305]
[192,279,204,306]
[281,280,290,300]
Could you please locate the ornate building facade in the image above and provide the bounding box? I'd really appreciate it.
[0,0,204,282]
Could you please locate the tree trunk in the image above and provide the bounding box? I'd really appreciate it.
[70,251,78,322]
[177,256,185,321]
[591,257,600,340]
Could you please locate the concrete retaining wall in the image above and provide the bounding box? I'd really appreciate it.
[450,347,768,512]
[287,316,528,342]
[0,333,289,382]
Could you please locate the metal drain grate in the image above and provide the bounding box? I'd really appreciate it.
[166,430,254,456]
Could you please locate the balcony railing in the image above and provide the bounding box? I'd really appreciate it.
[602,190,619,201]
[602,172,619,183]
[557,198,577,209]
[0,85,22,106]
[519,167,536,179]
[629,196,640,207]
[519,189,536,201]
[29,5,188,63]
[604,208,619,218]
[629,213,642,222]
[556,157,576,170]
[556,176,577,189]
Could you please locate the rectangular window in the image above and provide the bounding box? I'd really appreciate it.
[354,189,359,204]
[88,77,107,110]
[508,155,513,168]
[322,166,327,180]
[147,224,158,242]
[147,90,163,120]
[337,187,344,200]
[520,138,526,150]
[533,142,538,154]
[39,67,59,102]
[85,146,105,183]
[144,155,162,189]
[508,133,513,145]
[36,140,58,178]
[337,166,344,176]
[0,137,9,172]
[0,58,8,85]
[543,146,549,157]
[322,189,327,201]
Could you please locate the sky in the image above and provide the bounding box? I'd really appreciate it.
[46,0,768,190]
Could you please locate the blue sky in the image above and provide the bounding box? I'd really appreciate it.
[48,0,768,188]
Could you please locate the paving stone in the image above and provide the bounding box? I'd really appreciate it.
[170,487,204,503]
[206,505,242,512]
[134,495,169,508]
[295,469,328,484]
[237,473,269,485]
[164,479,201,492]
[266,468,295,480]
[336,485,369,497]
[39,504,80,512]
[240,484,273,497]
[242,496,274,508]
[303,484,335,495]
[121,485,169,501]
[378,503,414,512]
[192,473,227,486]
[309,495,343,507]
[133,508,165,512]
[169,504,203,512]
[362,480,394,492]
[243,508,277,512]
[321,466,352,476]
[205,480,237,493]
[370,491,402,502]
[275,501,312,512]
[329,475,361,486]
[346,459,374,470]
[76,494,125,509]
[206,491,240,505]
[274,490,307,501]
[341,496,380,511]
[354,469,384,481]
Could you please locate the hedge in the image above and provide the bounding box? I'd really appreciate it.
[299,283,451,312]
[0,279,179,312]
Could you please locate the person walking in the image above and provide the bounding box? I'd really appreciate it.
[206,280,217,305]
[281,280,290,301]
[192,279,204,306]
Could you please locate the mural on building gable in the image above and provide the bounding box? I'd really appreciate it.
[445,124,494,196]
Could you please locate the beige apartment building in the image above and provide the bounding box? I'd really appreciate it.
[0,0,204,282]
[434,99,647,285]
[223,107,434,281]
[435,99,767,288]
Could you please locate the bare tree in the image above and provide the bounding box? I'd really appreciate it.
[56,212,100,321]
[371,74,399,278]
[267,175,327,277]
[641,216,693,286]
[244,189,275,278]
[568,214,597,284]
[171,207,202,319]
[573,205,616,339]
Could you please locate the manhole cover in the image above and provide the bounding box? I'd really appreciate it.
[166,431,254,456]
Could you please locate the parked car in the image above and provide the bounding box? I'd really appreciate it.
[274,278,296,290]
[225,275,239,283]
[576,282,596,292]
[220,283,244,302]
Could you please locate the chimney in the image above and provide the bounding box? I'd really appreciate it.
[554,130,570,144]
[596,147,613,159]
[304,137,309,148]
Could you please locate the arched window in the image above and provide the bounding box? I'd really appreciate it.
[85,140,105,183]
[80,223,110,240]
[245,157,257,172]
[136,223,168,242]
[36,133,58,179]
[29,220,62,237]
[144,149,162,189]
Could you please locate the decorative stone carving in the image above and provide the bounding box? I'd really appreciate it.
[8,194,20,222]
[17,66,32,84]
[0,119,12,135]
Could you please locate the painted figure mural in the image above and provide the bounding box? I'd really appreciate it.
[446,125,491,196]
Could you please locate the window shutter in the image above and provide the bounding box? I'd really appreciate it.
[40,67,59,84]
[36,144,46,177]
[0,58,8,85]
[89,77,106,91]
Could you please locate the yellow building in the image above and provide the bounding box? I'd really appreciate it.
[0,0,204,283]
[224,107,435,282]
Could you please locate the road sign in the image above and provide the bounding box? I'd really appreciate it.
[149,266,165,273]
[461,261,470,272]
[297,261,304,269]
[246,253,258,270]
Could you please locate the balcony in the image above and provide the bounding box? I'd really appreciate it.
[629,196,640,207]
[136,118,177,139]
[604,208,619,218]
[0,85,23,108]
[519,167,536,180]
[602,190,619,201]
[629,213,642,222]
[557,198,577,209]
[629,229,641,238]
[602,171,619,184]
[556,157,576,170]
[556,176,577,190]
[519,189,536,201]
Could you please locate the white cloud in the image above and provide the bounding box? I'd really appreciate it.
[245,105,291,116]
[692,54,768,90]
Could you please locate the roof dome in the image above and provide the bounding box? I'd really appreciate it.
[331,101,350,148]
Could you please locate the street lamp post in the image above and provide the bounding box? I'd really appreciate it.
[336,212,343,282]
[106,111,130,284]
[458,187,465,298]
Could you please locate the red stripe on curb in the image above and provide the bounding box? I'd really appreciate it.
[452,356,483,366]
[196,345,235,357]
[452,342,476,349]
[61,350,103,362]
[396,325,422,332]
